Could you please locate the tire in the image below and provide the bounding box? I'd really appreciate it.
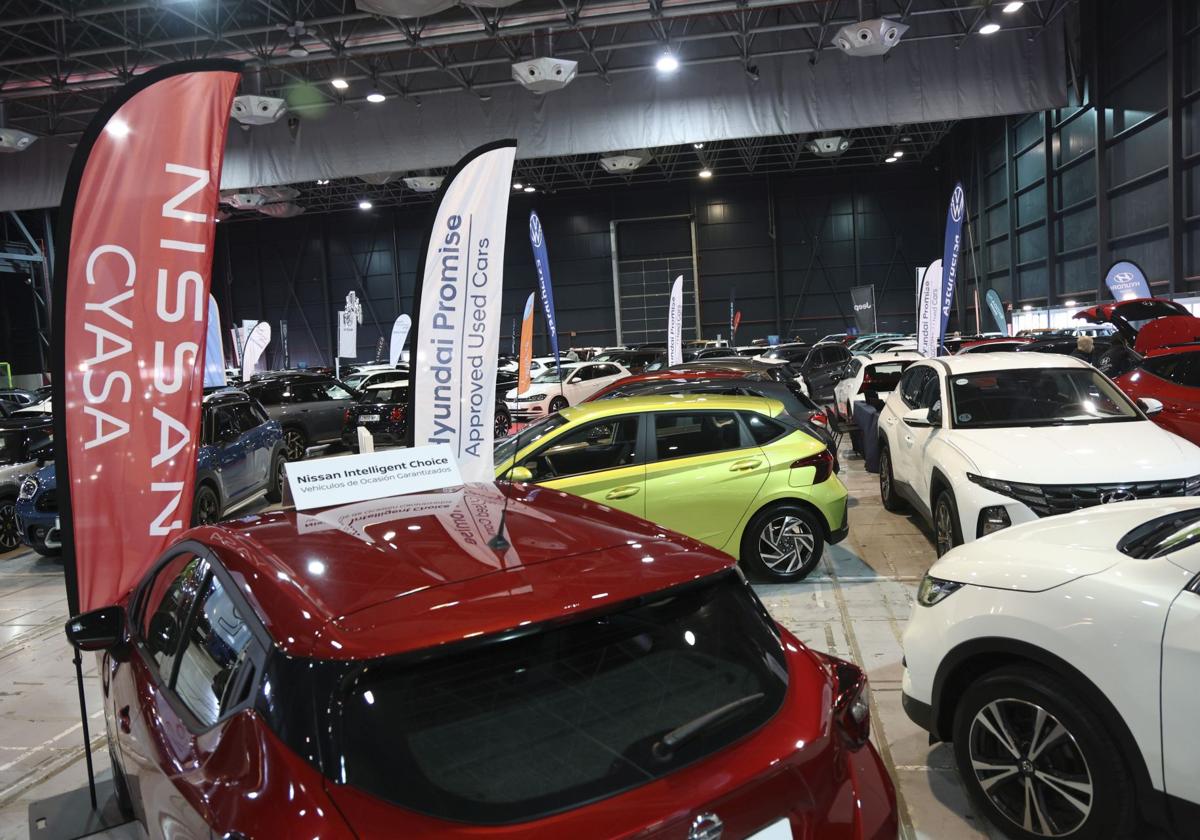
[265,452,286,504]
[951,665,1136,840]
[933,486,963,557]
[281,427,308,461]
[879,446,905,512]
[191,484,220,527]
[740,503,825,583]
[108,743,135,820]
[0,494,19,553]
[494,406,512,438]
[548,396,569,414]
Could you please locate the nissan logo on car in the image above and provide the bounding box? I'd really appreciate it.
[688,813,724,840]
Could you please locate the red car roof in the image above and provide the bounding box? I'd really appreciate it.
[586,368,749,401]
[197,483,732,660]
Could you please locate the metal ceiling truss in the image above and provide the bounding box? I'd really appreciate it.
[218,120,953,216]
[1,0,1071,138]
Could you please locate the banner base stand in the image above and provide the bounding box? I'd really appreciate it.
[28,780,134,840]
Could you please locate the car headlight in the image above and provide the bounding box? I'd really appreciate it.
[966,472,1014,495]
[522,393,546,402]
[917,575,963,607]
[18,477,38,501]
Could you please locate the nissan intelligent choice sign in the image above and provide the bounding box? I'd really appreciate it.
[53,62,240,613]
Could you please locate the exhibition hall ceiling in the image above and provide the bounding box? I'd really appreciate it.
[0,0,1074,211]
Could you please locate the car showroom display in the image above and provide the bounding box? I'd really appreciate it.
[832,351,922,422]
[504,360,630,419]
[876,353,1200,556]
[1116,347,1200,446]
[343,379,513,450]
[495,393,847,581]
[65,484,896,838]
[902,499,1200,840]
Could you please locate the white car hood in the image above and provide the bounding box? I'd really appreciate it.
[932,498,1197,591]
[944,421,1200,484]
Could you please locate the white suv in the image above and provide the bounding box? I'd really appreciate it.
[902,500,1200,840]
[877,353,1200,555]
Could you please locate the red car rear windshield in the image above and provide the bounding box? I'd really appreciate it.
[337,573,788,825]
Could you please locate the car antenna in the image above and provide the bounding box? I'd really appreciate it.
[489,423,527,551]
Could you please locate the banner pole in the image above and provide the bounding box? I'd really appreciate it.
[72,646,98,809]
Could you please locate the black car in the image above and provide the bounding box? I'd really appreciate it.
[591,348,667,373]
[244,373,357,460]
[0,388,39,409]
[342,381,512,451]
[787,342,854,402]
[1017,335,1113,356]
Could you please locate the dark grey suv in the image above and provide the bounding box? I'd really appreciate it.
[244,373,357,460]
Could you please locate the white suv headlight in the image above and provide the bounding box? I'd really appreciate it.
[917,575,963,607]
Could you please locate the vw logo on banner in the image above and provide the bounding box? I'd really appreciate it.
[529,212,543,248]
[949,184,965,223]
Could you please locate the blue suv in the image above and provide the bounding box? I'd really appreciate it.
[15,389,284,556]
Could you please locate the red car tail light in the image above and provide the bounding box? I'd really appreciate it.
[809,410,829,427]
[790,449,833,483]
[832,659,871,749]
[389,407,405,422]
[343,408,351,423]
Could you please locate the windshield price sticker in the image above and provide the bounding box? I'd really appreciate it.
[284,444,464,511]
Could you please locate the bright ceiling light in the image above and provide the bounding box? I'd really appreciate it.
[1065,299,1077,307]
[523,185,536,193]
[693,142,704,149]
[512,182,523,190]
[366,90,386,104]
[316,179,330,185]
[358,199,373,210]
[656,51,680,73]
[287,39,309,59]
[698,168,713,179]
[885,156,897,163]
[1022,304,1033,311]
[1002,1,1024,12]
[330,77,349,90]
[979,21,1001,34]
[893,149,904,158]
[105,118,131,139]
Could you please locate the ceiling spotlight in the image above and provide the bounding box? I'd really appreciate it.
[523,185,536,193]
[330,77,349,90]
[893,150,904,158]
[885,156,897,163]
[105,118,131,139]
[285,21,309,58]
[698,168,713,179]
[512,182,523,190]
[1002,1,1024,12]
[979,19,1001,34]
[358,200,373,210]
[316,179,330,185]
[901,135,912,142]
[693,142,704,149]
[656,51,680,73]
[366,89,386,103]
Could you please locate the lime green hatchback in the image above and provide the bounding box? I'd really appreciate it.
[494,394,848,581]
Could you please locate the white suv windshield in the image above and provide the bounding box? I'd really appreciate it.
[948,368,1139,428]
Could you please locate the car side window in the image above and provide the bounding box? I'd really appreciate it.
[654,411,743,461]
[743,413,786,445]
[250,401,270,425]
[917,374,943,411]
[324,383,354,400]
[173,572,256,728]
[137,553,209,684]
[525,417,639,479]
[899,367,932,408]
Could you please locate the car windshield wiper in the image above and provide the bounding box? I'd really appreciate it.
[652,693,764,760]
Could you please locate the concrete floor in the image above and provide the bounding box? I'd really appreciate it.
[0,445,1001,840]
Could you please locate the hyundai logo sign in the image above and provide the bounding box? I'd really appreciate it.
[1100,488,1136,504]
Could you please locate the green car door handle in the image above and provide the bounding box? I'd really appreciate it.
[729,459,762,471]
[606,486,640,499]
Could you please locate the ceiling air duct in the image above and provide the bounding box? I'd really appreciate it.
[0,105,37,154]
[356,0,522,18]
[403,175,445,193]
[833,18,909,57]
[806,136,851,157]
[512,57,578,94]
[599,150,653,173]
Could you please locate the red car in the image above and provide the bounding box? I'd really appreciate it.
[1074,297,1200,353]
[69,483,897,840]
[1115,345,1200,446]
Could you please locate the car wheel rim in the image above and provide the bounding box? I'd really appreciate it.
[276,459,287,493]
[757,514,815,575]
[880,453,891,499]
[283,431,305,461]
[0,502,18,551]
[196,493,218,525]
[495,413,509,437]
[935,498,955,556]
[968,698,1093,837]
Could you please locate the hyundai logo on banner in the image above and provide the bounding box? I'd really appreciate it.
[1104,260,1151,301]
